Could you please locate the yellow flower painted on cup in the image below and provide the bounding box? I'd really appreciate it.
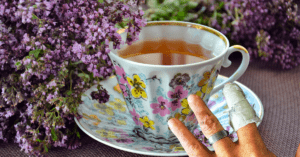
[127,74,147,99]
[181,98,191,115]
[117,120,127,125]
[93,103,114,116]
[139,116,155,130]
[174,112,186,121]
[170,144,185,151]
[108,98,126,112]
[96,129,117,138]
[196,90,203,98]
[82,113,101,125]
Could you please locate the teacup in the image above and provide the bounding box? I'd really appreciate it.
[108,21,249,144]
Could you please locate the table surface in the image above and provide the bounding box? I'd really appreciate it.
[1,53,300,157]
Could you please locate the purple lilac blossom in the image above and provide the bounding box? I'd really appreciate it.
[0,0,146,156]
[218,0,300,69]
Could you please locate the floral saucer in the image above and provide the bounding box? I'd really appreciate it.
[75,75,264,156]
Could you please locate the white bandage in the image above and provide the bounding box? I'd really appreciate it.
[223,83,261,131]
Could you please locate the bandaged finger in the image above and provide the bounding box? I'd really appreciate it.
[223,83,261,131]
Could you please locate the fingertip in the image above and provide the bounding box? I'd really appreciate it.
[168,118,176,127]
[187,94,198,104]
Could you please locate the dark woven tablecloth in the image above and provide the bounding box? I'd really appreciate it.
[1,53,300,157]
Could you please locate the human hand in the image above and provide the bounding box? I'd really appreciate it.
[168,94,276,157]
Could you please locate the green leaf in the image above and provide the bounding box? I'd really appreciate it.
[71,61,82,65]
[36,139,41,142]
[78,73,90,80]
[15,62,21,66]
[177,11,185,18]
[29,49,42,58]
[98,0,104,3]
[51,127,58,141]
[67,90,72,95]
[32,14,38,20]
[25,63,31,69]
[44,145,49,153]
[76,131,81,138]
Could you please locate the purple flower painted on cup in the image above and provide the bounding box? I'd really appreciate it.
[207,100,216,109]
[129,109,143,126]
[167,85,188,100]
[111,128,128,137]
[193,128,210,147]
[150,96,171,117]
[115,65,131,89]
[119,84,129,97]
[170,100,182,111]
[115,138,134,144]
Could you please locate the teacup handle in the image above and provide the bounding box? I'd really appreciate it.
[210,45,250,95]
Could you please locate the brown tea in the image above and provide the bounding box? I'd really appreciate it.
[117,39,214,65]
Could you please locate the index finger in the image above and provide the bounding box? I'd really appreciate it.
[168,118,214,157]
[188,95,236,154]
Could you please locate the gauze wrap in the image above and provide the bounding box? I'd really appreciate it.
[223,83,261,131]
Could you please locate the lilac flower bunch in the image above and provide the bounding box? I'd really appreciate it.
[218,0,300,69]
[0,0,146,156]
[146,0,300,69]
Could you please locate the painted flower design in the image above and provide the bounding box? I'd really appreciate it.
[96,129,117,138]
[167,85,188,100]
[193,128,210,147]
[198,71,211,87]
[139,116,155,130]
[117,120,127,125]
[150,96,171,117]
[115,65,129,86]
[142,147,154,151]
[169,73,190,88]
[93,103,114,116]
[207,100,216,109]
[82,113,101,125]
[113,84,122,93]
[186,113,197,124]
[196,90,203,98]
[115,138,134,144]
[129,109,143,126]
[170,100,182,111]
[127,74,147,99]
[174,112,186,121]
[119,84,129,97]
[169,144,184,151]
[108,98,126,112]
[181,98,191,115]
[111,128,128,137]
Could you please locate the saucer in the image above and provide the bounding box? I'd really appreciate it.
[75,75,264,156]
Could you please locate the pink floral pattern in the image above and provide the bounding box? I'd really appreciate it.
[167,85,188,100]
[115,65,131,89]
[170,100,181,111]
[129,109,143,126]
[119,84,129,97]
[150,96,171,117]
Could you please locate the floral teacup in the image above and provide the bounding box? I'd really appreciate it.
[108,21,250,144]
